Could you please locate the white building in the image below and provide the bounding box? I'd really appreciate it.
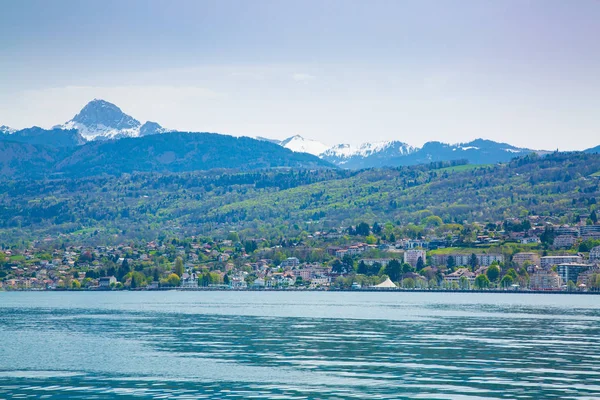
[541,255,583,269]
[553,235,577,248]
[530,270,562,290]
[512,252,540,267]
[590,246,600,262]
[404,249,426,268]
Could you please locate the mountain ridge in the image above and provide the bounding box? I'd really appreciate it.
[5,98,597,172]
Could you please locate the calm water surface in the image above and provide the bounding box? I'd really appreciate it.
[1,291,599,399]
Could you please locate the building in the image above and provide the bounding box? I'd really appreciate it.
[577,267,600,288]
[404,249,426,268]
[181,267,199,288]
[431,253,504,267]
[98,276,117,289]
[555,225,579,237]
[360,258,392,267]
[512,252,540,267]
[541,255,583,269]
[530,270,562,290]
[281,257,300,268]
[556,263,592,285]
[443,268,475,284]
[580,225,600,237]
[553,235,577,248]
[590,246,600,262]
[520,236,541,244]
[477,254,505,266]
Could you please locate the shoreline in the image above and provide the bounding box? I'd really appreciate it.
[3,288,600,295]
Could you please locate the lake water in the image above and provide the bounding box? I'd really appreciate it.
[1,291,600,399]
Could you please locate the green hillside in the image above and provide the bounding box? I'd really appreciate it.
[0,153,598,244]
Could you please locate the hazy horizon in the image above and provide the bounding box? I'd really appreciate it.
[1,0,599,150]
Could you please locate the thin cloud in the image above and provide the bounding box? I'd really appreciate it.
[292,73,315,83]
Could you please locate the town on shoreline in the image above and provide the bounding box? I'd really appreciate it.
[2,216,600,293]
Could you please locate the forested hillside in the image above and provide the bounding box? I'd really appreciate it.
[0,152,598,245]
[0,131,331,178]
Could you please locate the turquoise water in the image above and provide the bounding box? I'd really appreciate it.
[1,292,600,399]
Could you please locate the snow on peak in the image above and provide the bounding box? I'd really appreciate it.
[56,99,142,140]
[0,125,15,134]
[322,140,415,159]
[280,135,330,156]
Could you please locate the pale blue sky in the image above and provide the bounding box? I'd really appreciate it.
[1,0,599,149]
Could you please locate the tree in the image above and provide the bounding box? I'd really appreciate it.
[227,231,240,242]
[167,273,181,287]
[416,257,425,271]
[475,274,490,289]
[469,254,478,270]
[372,222,382,234]
[505,268,518,281]
[342,254,355,272]
[201,271,212,287]
[447,256,456,270]
[223,274,230,285]
[500,275,514,288]
[402,262,414,274]
[365,235,377,245]
[174,257,184,277]
[389,233,396,242]
[117,259,130,281]
[384,259,402,282]
[357,260,369,275]
[356,222,370,236]
[244,240,258,253]
[331,259,346,274]
[486,265,500,282]
[567,280,576,292]
[591,210,598,224]
[459,275,470,290]
[402,278,415,289]
[71,279,81,289]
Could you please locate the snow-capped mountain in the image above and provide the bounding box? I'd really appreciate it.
[56,99,143,141]
[272,136,538,169]
[0,125,15,135]
[7,98,551,170]
[321,141,413,158]
[317,141,416,169]
[279,135,330,156]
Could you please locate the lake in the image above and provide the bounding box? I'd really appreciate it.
[1,291,599,399]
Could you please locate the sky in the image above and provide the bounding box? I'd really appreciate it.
[0,0,599,150]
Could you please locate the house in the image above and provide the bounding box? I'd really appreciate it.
[310,277,329,287]
[252,277,266,288]
[444,267,475,284]
[281,257,300,268]
[98,276,117,289]
[181,267,199,288]
[520,236,541,244]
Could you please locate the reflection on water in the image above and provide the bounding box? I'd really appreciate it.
[1,291,599,399]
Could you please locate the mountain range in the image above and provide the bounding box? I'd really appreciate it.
[0,99,597,177]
